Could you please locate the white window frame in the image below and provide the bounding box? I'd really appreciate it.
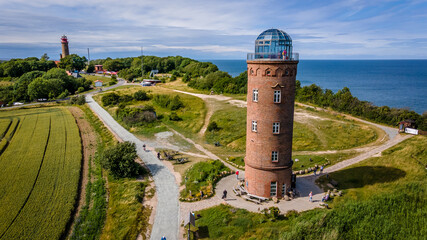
[273,90,281,103]
[271,151,279,162]
[252,120,257,132]
[253,89,259,102]
[282,184,287,196]
[270,182,277,197]
[273,122,280,134]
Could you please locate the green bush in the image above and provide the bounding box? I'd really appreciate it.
[133,90,150,101]
[57,89,69,99]
[77,86,85,93]
[169,112,182,121]
[152,94,184,110]
[69,95,85,105]
[207,121,220,132]
[102,92,120,106]
[101,142,142,178]
[116,106,157,126]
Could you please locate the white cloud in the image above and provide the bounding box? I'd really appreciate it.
[0,0,426,59]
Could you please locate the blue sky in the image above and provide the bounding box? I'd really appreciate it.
[0,0,426,60]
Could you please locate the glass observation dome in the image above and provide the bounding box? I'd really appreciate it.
[248,28,298,61]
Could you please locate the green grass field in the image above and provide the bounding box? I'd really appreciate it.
[204,104,379,153]
[95,85,206,137]
[192,135,427,240]
[0,107,81,240]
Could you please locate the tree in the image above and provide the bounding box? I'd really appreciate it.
[40,53,49,61]
[101,142,142,178]
[27,77,65,100]
[103,59,124,72]
[59,54,87,71]
[14,71,45,101]
[87,63,95,73]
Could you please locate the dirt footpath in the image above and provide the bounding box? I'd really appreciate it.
[67,106,97,238]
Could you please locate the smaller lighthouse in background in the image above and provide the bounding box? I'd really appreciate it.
[60,35,70,59]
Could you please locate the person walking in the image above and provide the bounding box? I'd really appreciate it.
[143,144,146,151]
[222,189,227,199]
[313,167,317,176]
[236,170,239,180]
[320,165,324,173]
[157,152,161,159]
[309,191,313,202]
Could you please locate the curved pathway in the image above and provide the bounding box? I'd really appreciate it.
[172,89,414,216]
[85,93,180,240]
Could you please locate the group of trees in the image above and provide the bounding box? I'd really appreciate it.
[0,54,93,104]
[91,55,218,81]
[295,82,427,130]
[21,68,91,100]
[188,70,247,94]
[0,57,57,78]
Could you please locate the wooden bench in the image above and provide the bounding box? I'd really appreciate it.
[243,196,261,204]
[232,186,240,196]
[247,193,268,202]
[239,186,247,195]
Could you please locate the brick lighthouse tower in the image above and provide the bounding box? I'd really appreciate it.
[60,35,70,59]
[245,29,299,198]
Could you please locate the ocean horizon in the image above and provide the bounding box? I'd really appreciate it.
[205,59,427,114]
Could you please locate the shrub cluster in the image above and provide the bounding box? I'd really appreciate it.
[101,90,150,106]
[152,94,183,110]
[116,106,157,126]
[69,95,86,105]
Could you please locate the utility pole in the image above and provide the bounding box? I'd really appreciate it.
[141,46,144,82]
[87,48,90,66]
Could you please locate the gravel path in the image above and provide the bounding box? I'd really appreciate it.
[85,93,180,240]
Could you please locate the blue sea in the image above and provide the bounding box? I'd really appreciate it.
[205,60,427,114]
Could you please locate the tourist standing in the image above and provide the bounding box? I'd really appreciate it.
[320,165,324,173]
[143,144,146,151]
[313,167,317,176]
[222,189,227,199]
[236,170,239,179]
[309,191,313,202]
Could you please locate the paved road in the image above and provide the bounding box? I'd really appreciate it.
[85,93,180,240]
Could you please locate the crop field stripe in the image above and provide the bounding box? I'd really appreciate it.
[1,108,82,239]
[0,113,50,236]
[0,118,12,140]
[0,116,51,240]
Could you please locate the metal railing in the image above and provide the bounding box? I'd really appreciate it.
[247,52,299,61]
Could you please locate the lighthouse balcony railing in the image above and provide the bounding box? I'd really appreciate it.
[247,52,299,61]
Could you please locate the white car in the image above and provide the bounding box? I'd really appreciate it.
[13,102,24,106]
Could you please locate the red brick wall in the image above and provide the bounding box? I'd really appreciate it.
[245,60,298,198]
